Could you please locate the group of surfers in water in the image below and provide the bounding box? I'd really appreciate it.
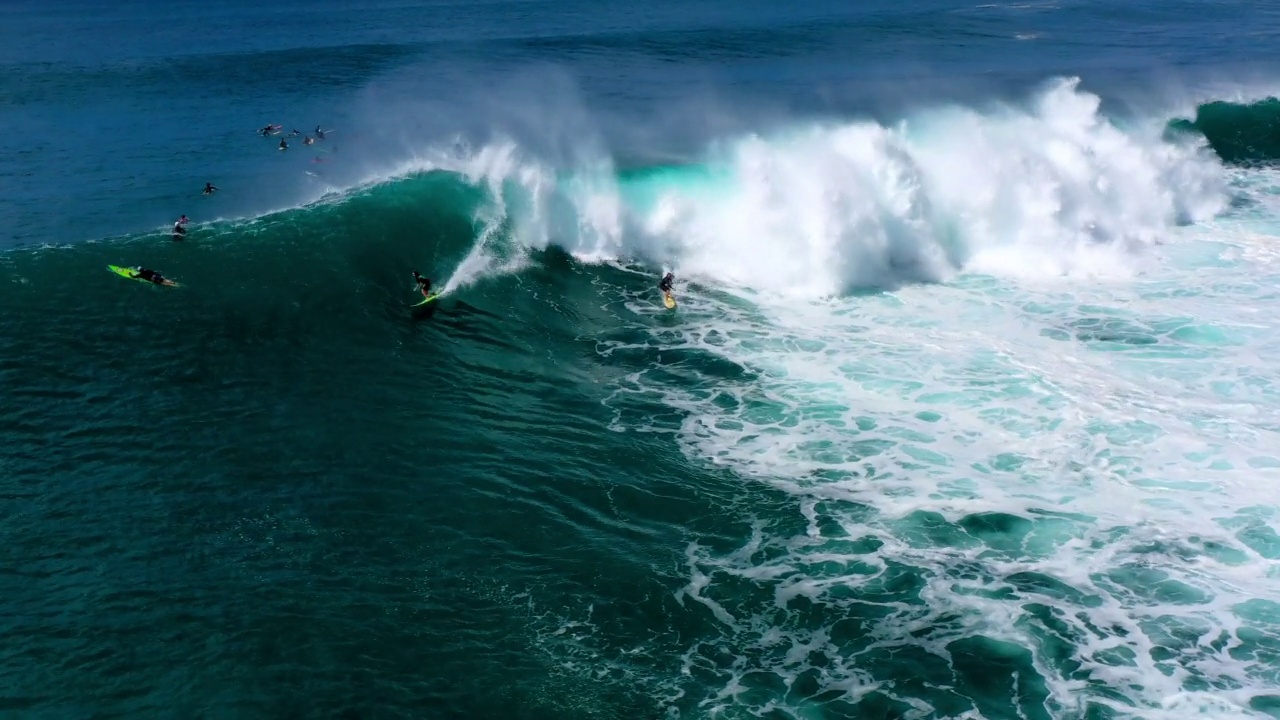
[123,120,679,304]
[169,183,217,240]
[124,262,677,307]
[123,265,676,306]
[403,270,675,306]
[259,124,328,151]
[128,122,331,284]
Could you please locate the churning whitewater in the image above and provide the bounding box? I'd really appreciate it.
[420,79,1228,298]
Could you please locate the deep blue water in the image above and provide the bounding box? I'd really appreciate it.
[3,0,1278,246]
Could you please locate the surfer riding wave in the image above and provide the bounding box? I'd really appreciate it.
[412,271,432,298]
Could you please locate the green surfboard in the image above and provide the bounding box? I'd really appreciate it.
[108,264,178,287]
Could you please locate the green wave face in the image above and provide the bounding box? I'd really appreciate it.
[1167,97,1280,164]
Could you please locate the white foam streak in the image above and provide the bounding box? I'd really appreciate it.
[628,221,1280,717]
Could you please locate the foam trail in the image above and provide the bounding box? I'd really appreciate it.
[439,141,539,294]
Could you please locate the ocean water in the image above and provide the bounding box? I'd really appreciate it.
[3,1,1280,718]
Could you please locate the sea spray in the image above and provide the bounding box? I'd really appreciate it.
[421,78,1227,297]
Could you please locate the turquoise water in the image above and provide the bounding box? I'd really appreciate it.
[4,1,1280,718]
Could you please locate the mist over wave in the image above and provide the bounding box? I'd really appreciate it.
[378,78,1228,298]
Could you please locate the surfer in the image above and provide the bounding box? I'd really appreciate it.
[412,271,432,298]
[259,125,275,137]
[202,183,218,195]
[315,125,326,139]
[133,267,175,286]
[171,214,189,240]
[279,138,288,151]
[659,271,675,296]
[303,136,315,146]
[659,271,676,308]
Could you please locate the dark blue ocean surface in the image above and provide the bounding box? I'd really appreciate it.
[2,0,1277,245]
[4,1,1280,718]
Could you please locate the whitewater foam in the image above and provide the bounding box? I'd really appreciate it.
[410,78,1226,299]
[586,212,1280,717]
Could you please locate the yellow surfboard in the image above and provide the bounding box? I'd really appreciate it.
[663,292,676,309]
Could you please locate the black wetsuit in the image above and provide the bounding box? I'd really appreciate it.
[659,273,674,294]
[172,223,186,240]
[413,273,432,297]
[136,268,165,284]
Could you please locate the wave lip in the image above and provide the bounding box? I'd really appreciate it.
[464,77,1229,297]
[1167,97,1280,165]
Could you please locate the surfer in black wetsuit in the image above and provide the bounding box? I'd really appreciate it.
[279,138,288,151]
[133,267,174,286]
[659,271,674,296]
[172,214,189,241]
[315,125,326,139]
[202,183,218,195]
[412,271,432,297]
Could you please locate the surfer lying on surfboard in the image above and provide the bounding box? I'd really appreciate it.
[135,268,175,286]
[118,266,177,287]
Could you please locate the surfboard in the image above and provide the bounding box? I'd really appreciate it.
[411,292,442,307]
[663,292,676,309]
[108,265,178,287]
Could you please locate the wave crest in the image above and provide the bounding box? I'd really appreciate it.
[449,78,1227,296]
